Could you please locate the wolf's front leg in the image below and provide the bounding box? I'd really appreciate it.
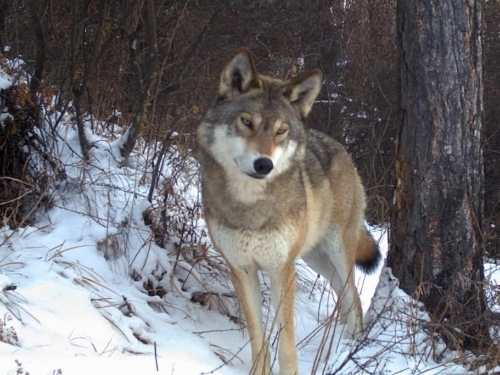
[270,263,298,375]
[230,267,271,375]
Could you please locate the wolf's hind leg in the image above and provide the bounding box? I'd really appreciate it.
[302,230,363,337]
[230,267,271,375]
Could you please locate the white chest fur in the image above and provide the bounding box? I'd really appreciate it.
[209,220,296,272]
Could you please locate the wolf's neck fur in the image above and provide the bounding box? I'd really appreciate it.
[225,170,269,204]
[199,149,306,231]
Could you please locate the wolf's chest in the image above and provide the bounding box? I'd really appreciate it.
[208,220,297,272]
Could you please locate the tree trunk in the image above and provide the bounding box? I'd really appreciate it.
[29,1,46,106]
[388,0,490,350]
[119,0,159,163]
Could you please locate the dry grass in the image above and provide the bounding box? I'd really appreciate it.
[0,312,18,346]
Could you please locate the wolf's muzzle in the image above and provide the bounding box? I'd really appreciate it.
[254,158,274,176]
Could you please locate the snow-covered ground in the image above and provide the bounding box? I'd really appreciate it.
[1,65,499,375]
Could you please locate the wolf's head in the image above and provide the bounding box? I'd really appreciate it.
[198,49,323,181]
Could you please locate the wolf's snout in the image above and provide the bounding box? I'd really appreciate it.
[254,158,274,175]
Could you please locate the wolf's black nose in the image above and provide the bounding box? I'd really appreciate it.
[254,158,274,175]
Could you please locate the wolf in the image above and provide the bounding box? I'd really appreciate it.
[197,49,381,375]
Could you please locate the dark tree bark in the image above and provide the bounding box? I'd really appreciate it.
[119,0,159,163]
[388,0,490,350]
[69,0,92,159]
[28,0,46,105]
[0,1,9,54]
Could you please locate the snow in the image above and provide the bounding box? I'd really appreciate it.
[0,222,420,375]
[485,262,500,314]
[1,65,499,375]
[0,77,10,90]
[0,69,10,89]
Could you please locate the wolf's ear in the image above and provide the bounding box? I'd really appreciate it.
[219,49,260,99]
[283,69,323,118]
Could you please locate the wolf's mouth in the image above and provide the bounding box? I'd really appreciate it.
[244,172,266,180]
[233,158,268,180]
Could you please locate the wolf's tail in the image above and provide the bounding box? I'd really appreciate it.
[355,228,382,274]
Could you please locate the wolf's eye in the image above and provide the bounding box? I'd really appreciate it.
[241,117,253,128]
[276,128,288,135]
